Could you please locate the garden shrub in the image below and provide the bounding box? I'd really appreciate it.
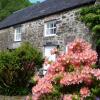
[29,38,100,100]
[0,42,43,96]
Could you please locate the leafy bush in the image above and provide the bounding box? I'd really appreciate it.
[79,4,100,47]
[0,42,43,96]
[30,39,100,100]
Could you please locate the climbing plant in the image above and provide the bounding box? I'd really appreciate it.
[79,4,100,66]
[79,4,100,46]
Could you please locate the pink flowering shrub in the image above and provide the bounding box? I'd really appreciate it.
[27,38,100,100]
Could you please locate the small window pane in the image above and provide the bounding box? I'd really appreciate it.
[50,29,54,34]
[54,22,56,27]
[16,27,21,33]
[49,23,54,28]
[16,34,21,41]
[47,29,50,35]
[54,28,56,34]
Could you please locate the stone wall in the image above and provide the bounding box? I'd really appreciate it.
[0,29,9,51]
[0,95,26,100]
[22,8,91,52]
[0,8,92,52]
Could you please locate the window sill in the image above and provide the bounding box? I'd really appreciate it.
[14,40,22,42]
[44,34,56,37]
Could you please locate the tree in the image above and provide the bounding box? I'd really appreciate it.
[0,0,32,21]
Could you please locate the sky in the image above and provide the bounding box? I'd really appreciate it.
[29,0,45,3]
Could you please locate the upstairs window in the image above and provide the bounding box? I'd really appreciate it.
[14,26,21,41]
[44,21,57,37]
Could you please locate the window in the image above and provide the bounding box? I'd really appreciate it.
[44,21,57,37]
[14,27,21,41]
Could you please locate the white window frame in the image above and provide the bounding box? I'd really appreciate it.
[44,21,57,37]
[14,27,22,41]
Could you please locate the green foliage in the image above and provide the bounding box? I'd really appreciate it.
[0,0,32,21]
[80,5,100,15]
[79,4,100,47]
[14,42,43,68]
[0,87,29,96]
[91,79,100,97]
[93,24,100,34]
[0,42,43,96]
[82,13,100,28]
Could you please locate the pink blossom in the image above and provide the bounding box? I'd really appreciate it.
[80,87,90,97]
[91,69,100,80]
[63,94,72,100]
[67,38,97,67]
[60,71,83,86]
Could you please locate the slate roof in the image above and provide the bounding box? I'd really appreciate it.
[0,0,96,30]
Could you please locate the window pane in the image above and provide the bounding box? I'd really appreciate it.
[47,28,50,35]
[47,28,56,35]
[49,23,54,28]
[54,22,56,27]
[16,27,21,33]
[50,29,54,34]
[54,28,56,34]
[16,33,21,41]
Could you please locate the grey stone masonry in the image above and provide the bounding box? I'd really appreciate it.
[0,95,26,100]
[0,29,9,51]
[0,8,92,52]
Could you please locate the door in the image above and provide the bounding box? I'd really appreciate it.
[43,46,56,75]
[44,46,56,62]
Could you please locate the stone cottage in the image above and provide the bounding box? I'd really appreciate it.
[0,0,96,61]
